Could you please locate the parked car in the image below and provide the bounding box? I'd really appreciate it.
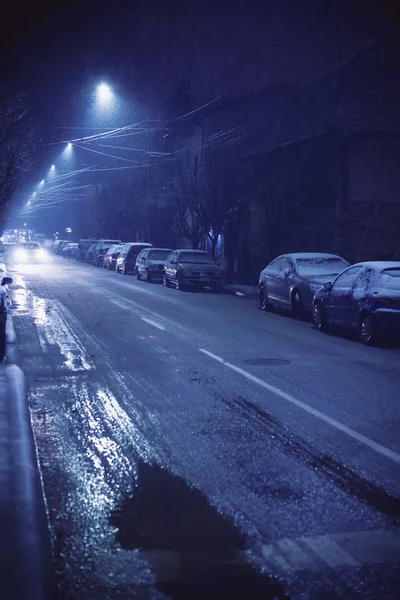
[61,242,79,258]
[258,252,350,317]
[76,239,98,262]
[103,244,124,270]
[53,239,69,254]
[0,275,13,362]
[135,247,173,281]
[312,261,400,345]
[85,243,97,264]
[116,243,153,274]
[13,242,48,263]
[163,249,222,291]
[92,239,123,267]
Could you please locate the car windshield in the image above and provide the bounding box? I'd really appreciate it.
[148,250,171,260]
[179,253,215,264]
[296,257,349,277]
[380,269,400,291]
[23,243,40,250]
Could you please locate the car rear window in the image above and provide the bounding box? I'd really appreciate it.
[296,257,349,277]
[127,245,151,258]
[380,269,400,291]
[179,252,215,264]
[148,250,171,260]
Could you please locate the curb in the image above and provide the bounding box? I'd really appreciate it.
[0,362,55,599]
[6,313,17,344]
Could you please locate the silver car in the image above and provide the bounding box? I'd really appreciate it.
[135,248,173,282]
[258,252,350,318]
[163,249,222,291]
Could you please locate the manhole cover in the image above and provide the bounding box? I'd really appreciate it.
[244,358,290,366]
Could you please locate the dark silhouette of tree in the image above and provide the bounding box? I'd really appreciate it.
[0,87,36,232]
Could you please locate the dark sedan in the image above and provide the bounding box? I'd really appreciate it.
[116,243,153,274]
[312,261,400,345]
[258,253,350,318]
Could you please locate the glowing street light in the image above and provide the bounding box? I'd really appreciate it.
[96,82,113,105]
[51,164,55,170]
[40,180,45,185]
[33,192,37,196]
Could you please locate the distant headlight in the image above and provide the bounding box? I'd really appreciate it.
[37,248,47,258]
[15,248,27,261]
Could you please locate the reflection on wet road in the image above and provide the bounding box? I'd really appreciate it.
[8,261,400,599]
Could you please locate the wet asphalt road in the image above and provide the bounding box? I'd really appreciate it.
[7,257,400,599]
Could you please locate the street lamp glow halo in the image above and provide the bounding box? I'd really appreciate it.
[96,82,113,104]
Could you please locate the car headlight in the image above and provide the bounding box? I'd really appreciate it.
[37,249,47,259]
[15,249,27,261]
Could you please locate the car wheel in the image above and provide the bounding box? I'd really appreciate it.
[312,302,326,332]
[259,284,270,311]
[359,313,376,345]
[136,269,141,280]
[163,274,170,287]
[176,275,185,291]
[291,290,305,320]
[145,269,151,282]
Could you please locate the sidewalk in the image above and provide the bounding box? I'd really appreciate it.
[222,284,259,300]
[0,317,55,600]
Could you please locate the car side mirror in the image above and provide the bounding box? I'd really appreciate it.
[324,281,333,290]
[1,277,12,286]
[283,268,290,278]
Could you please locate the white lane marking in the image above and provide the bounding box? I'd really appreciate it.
[110,299,131,310]
[199,348,400,464]
[261,528,400,574]
[141,317,165,331]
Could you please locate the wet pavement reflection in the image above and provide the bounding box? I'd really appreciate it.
[111,461,288,599]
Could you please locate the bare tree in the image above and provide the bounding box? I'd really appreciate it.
[166,149,207,249]
[0,87,35,231]
[202,154,250,258]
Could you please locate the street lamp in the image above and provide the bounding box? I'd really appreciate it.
[51,164,55,170]
[33,192,36,196]
[40,180,45,185]
[96,82,113,105]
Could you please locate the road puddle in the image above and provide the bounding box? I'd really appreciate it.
[110,460,289,599]
[11,287,92,374]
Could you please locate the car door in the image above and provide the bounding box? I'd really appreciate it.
[349,268,373,327]
[165,252,176,281]
[326,266,363,324]
[277,257,294,306]
[264,257,284,304]
[138,250,148,275]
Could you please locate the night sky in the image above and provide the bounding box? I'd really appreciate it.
[1,0,398,233]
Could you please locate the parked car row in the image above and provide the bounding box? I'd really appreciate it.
[57,241,400,345]
[258,252,400,345]
[60,238,224,291]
